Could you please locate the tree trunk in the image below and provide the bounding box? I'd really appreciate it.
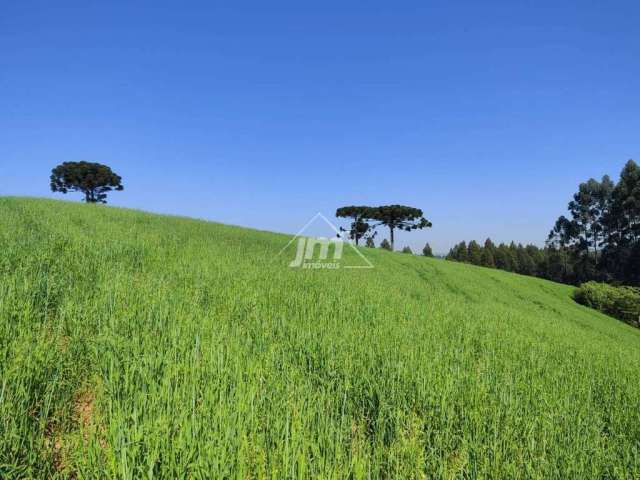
[390,227,395,251]
[354,215,362,246]
[85,189,97,203]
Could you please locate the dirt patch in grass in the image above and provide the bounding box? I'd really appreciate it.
[44,421,68,476]
[74,389,95,435]
[58,334,71,353]
[44,386,107,476]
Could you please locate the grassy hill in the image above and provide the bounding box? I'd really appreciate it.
[1,197,640,479]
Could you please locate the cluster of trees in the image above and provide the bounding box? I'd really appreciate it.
[335,205,432,251]
[447,160,640,286]
[547,160,640,286]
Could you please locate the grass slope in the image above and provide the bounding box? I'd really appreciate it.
[1,197,640,479]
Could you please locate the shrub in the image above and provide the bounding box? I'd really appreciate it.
[380,239,392,251]
[574,282,640,327]
[402,246,413,254]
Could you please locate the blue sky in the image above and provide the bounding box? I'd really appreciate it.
[2,1,639,253]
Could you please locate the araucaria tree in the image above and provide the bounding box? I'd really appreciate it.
[369,205,432,251]
[336,204,432,251]
[335,206,376,246]
[50,161,124,204]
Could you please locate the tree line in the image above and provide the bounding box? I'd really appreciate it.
[447,239,556,278]
[447,160,640,286]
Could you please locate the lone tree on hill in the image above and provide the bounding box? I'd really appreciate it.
[369,205,432,251]
[335,206,376,246]
[422,243,433,257]
[50,161,124,204]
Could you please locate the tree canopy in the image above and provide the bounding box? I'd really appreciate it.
[50,161,124,204]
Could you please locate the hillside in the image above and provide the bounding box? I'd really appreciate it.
[1,197,640,479]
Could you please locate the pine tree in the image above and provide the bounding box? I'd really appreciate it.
[516,244,536,276]
[380,239,392,251]
[482,238,496,267]
[508,242,520,272]
[495,244,512,271]
[480,247,495,268]
[467,240,483,265]
[456,241,468,262]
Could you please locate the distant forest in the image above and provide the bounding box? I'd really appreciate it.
[447,160,640,287]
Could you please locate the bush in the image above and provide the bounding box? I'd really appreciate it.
[574,282,640,327]
[380,239,392,251]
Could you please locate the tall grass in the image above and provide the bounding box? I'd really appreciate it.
[1,197,640,478]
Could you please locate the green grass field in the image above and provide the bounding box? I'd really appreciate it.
[2,197,640,479]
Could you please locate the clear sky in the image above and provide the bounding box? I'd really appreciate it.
[2,1,639,253]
